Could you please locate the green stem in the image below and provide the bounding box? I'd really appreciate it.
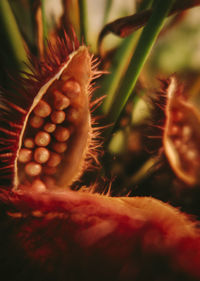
[102,33,140,114]
[102,0,153,115]
[41,0,47,45]
[106,0,175,125]
[0,0,28,70]
[78,0,88,44]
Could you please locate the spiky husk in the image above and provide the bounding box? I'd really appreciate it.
[0,190,200,281]
[0,31,102,190]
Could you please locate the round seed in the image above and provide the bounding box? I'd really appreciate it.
[18,148,32,163]
[66,108,80,123]
[25,162,42,176]
[24,138,35,149]
[186,150,197,161]
[43,176,56,189]
[52,142,67,153]
[29,115,44,128]
[31,179,46,192]
[182,125,192,141]
[34,147,50,163]
[43,166,57,175]
[54,126,70,142]
[34,100,52,118]
[44,122,56,133]
[62,79,81,98]
[35,131,51,147]
[51,110,65,124]
[47,152,61,167]
[53,90,70,110]
[173,110,183,122]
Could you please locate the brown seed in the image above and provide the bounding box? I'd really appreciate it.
[66,108,80,124]
[34,100,52,118]
[34,147,50,163]
[29,115,44,128]
[44,122,56,133]
[52,142,67,153]
[51,110,65,124]
[31,179,46,192]
[54,126,70,142]
[53,90,70,110]
[43,176,56,189]
[47,152,61,167]
[18,148,32,163]
[24,138,35,149]
[25,162,42,176]
[35,131,51,147]
[62,79,81,98]
[43,166,57,175]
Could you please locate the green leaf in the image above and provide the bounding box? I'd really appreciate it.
[41,0,48,45]
[78,0,88,44]
[0,0,28,71]
[105,0,175,128]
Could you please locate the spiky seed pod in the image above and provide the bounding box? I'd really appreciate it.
[0,192,200,281]
[163,77,200,186]
[0,32,102,192]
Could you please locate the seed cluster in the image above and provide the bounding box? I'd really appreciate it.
[17,78,82,190]
[167,106,200,183]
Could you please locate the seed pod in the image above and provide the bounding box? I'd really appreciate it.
[0,32,102,190]
[163,77,200,186]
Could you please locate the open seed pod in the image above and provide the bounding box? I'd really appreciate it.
[163,77,200,186]
[0,32,101,192]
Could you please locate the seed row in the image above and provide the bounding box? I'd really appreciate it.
[17,78,82,190]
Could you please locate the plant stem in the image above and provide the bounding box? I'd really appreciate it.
[41,0,47,45]
[78,0,88,44]
[106,0,175,125]
[101,0,153,115]
[0,0,28,70]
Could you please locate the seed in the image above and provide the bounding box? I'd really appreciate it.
[66,108,80,123]
[35,131,51,147]
[54,126,70,142]
[173,110,183,122]
[29,115,44,128]
[52,142,67,153]
[51,110,65,124]
[174,139,182,148]
[34,100,52,118]
[62,79,81,98]
[47,152,61,167]
[43,166,57,175]
[44,122,56,133]
[34,147,50,163]
[186,150,197,161]
[25,162,42,176]
[170,126,179,135]
[180,144,188,154]
[53,90,70,110]
[182,125,192,141]
[31,179,46,192]
[18,148,32,163]
[24,138,35,149]
[43,176,56,189]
